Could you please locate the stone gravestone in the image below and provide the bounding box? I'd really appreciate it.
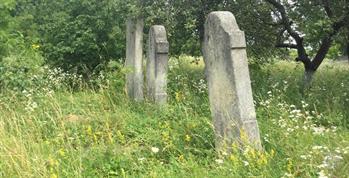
[146,25,169,105]
[203,11,262,152]
[126,18,144,101]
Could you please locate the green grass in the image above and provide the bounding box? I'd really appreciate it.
[0,56,348,177]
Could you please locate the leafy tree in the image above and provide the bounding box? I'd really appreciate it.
[264,0,349,87]
[140,0,279,58]
[11,0,282,75]
[15,0,348,82]
[0,0,15,57]
[13,0,133,76]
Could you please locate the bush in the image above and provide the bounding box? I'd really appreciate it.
[0,33,89,94]
[0,0,16,57]
[0,32,44,91]
[30,0,128,76]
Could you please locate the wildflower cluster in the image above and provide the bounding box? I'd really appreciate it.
[23,89,38,112]
[257,78,349,178]
[192,79,208,94]
[214,142,275,173]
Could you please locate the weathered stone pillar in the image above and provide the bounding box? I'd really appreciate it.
[126,18,144,101]
[146,25,169,105]
[203,11,262,152]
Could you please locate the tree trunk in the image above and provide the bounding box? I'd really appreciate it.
[346,42,349,62]
[301,68,315,94]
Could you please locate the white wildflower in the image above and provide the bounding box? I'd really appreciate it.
[312,126,326,135]
[283,173,293,177]
[215,159,224,164]
[151,147,160,153]
[300,155,307,159]
[312,146,323,150]
[318,170,328,178]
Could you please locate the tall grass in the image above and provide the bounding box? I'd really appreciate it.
[0,56,348,177]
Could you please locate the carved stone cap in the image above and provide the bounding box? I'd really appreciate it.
[150,25,169,54]
[206,11,246,49]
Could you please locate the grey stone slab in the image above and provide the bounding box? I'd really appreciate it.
[126,18,144,101]
[203,11,262,152]
[146,25,169,105]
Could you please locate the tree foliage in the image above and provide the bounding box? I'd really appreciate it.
[12,0,133,75]
[10,0,280,75]
[2,0,348,78]
[0,0,16,57]
[141,0,279,58]
[265,0,349,72]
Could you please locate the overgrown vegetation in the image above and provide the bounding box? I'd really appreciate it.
[1,0,348,177]
[0,56,348,177]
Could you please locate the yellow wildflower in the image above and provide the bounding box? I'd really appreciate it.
[178,154,185,162]
[230,154,239,163]
[240,129,249,144]
[107,132,114,144]
[86,125,93,135]
[58,148,65,157]
[185,134,191,142]
[287,158,293,173]
[32,44,40,50]
[116,130,126,144]
[270,149,275,157]
[48,156,59,167]
[231,142,239,152]
[257,152,268,166]
[175,91,184,101]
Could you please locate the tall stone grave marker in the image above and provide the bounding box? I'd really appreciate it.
[203,11,262,152]
[146,25,169,105]
[126,18,144,101]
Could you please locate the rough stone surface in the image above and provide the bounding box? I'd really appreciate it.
[146,25,169,105]
[203,11,262,152]
[126,18,144,101]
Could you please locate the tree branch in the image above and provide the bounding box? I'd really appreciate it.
[322,0,333,18]
[312,11,349,70]
[267,0,349,72]
[275,26,296,49]
[276,43,297,49]
[266,0,311,68]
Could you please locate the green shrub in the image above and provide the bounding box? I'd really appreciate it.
[0,33,44,91]
[29,0,128,76]
[0,0,16,57]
